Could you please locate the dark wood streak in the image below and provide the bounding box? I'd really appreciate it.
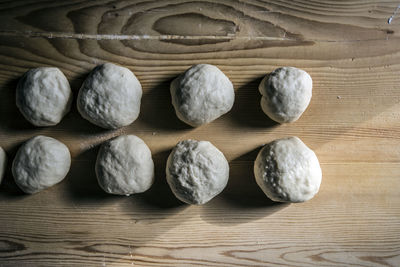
[359,255,399,267]
[0,240,26,253]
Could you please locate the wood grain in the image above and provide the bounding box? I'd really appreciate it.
[0,0,399,266]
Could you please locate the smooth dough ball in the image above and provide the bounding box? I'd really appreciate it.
[170,64,234,127]
[12,136,71,194]
[254,137,322,203]
[77,63,142,129]
[16,67,72,126]
[259,67,312,123]
[0,147,7,185]
[96,135,154,196]
[166,139,229,204]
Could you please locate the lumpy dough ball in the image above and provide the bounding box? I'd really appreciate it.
[96,135,154,196]
[166,139,229,204]
[16,67,72,126]
[12,136,71,194]
[170,64,234,127]
[254,137,322,203]
[0,147,6,185]
[259,67,312,123]
[77,63,142,129]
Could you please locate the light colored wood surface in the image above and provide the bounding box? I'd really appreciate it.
[0,0,399,266]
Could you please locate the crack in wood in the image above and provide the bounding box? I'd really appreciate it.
[0,30,294,41]
[388,4,400,24]
[0,30,395,43]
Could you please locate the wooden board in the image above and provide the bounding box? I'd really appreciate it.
[0,0,399,266]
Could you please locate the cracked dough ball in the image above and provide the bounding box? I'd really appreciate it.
[259,67,312,123]
[96,135,154,196]
[254,137,322,203]
[0,147,6,185]
[170,64,234,127]
[166,139,229,204]
[12,136,71,194]
[77,63,142,129]
[16,67,72,126]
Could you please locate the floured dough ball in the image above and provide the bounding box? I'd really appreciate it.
[254,137,322,203]
[96,135,154,195]
[170,64,234,127]
[166,139,229,204]
[77,63,142,129]
[12,136,71,194]
[16,67,72,126]
[259,67,312,123]
[0,147,7,185]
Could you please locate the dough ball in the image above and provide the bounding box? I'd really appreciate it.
[96,135,154,195]
[12,136,71,194]
[166,139,229,204]
[16,67,72,126]
[0,147,7,185]
[77,63,142,129]
[254,137,322,203]
[259,67,312,123]
[170,64,234,127]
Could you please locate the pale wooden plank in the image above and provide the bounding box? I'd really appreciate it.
[0,0,399,266]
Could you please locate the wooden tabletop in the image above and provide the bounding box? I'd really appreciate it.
[0,1,399,266]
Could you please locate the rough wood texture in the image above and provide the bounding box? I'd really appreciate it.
[0,0,399,266]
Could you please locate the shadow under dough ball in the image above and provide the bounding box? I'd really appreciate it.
[254,137,322,203]
[170,64,235,127]
[166,139,229,205]
[16,67,73,126]
[259,67,312,123]
[12,136,71,194]
[0,147,6,185]
[95,135,154,196]
[77,63,142,129]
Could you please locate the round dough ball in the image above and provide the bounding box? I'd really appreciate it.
[166,139,229,204]
[170,64,234,127]
[254,137,322,203]
[16,67,72,126]
[12,136,71,194]
[259,67,312,123]
[96,135,154,196]
[77,63,142,129]
[0,147,7,185]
